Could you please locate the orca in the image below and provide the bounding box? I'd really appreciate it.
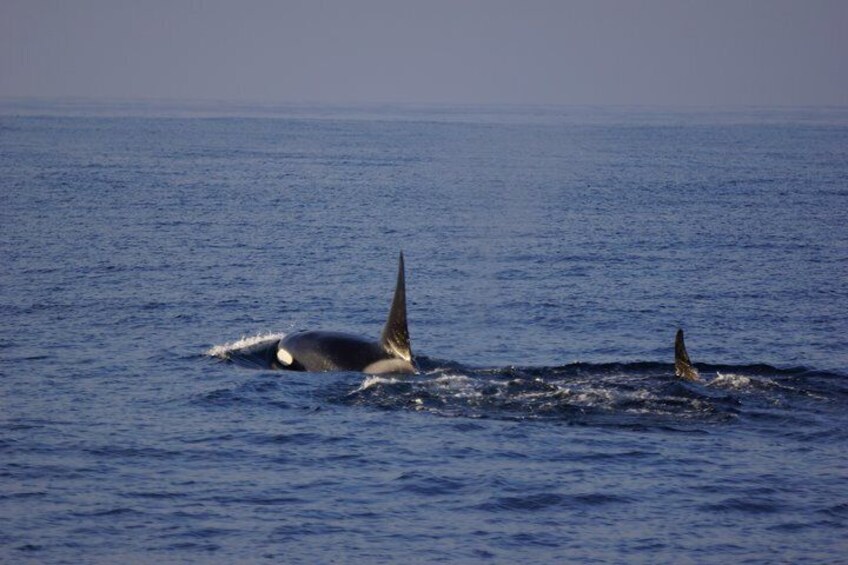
[674,329,700,381]
[274,253,416,374]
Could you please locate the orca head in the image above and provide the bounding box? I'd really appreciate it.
[275,342,306,371]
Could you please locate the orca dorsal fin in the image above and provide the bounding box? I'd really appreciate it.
[674,329,700,381]
[380,252,412,362]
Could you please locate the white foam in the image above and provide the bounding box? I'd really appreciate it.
[205,332,285,358]
[711,372,752,389]
[572,389,615,405]
[434,374,472,386]
[354,375,400,393]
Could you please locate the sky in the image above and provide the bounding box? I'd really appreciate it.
[1,0,846,107]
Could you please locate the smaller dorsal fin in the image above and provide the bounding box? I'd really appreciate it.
[674,329,700,381]
[380,252,412,361]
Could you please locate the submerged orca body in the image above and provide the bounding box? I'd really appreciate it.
[674,329,700,381]
[274,253,416,375]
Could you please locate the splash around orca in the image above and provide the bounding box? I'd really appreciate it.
[273,252,416,375]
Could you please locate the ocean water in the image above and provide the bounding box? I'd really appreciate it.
[1,102,847,563]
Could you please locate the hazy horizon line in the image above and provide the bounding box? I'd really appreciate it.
[3,95,847,111]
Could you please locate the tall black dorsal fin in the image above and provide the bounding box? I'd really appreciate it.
[380,252,412,361]
[674,329,700,381]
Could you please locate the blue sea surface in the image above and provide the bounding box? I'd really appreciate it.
[2,101,847,563]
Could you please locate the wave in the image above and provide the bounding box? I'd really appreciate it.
[206,332,285,370]
[206,332,285,358]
